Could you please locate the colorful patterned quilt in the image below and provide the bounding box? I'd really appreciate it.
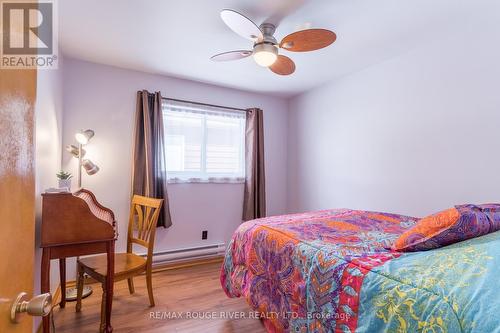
[220,209,500,332]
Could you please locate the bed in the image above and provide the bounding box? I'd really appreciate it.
[220,209,500,332]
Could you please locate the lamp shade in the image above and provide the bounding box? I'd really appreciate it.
[65,144,86,158]
[82,159,99,175]
[75,129,95,145]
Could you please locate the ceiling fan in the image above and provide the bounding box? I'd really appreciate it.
[210,9,337,76]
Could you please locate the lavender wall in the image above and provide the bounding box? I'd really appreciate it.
[287,13,500,217]
[61,59,288,263]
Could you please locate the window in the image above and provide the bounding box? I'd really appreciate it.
[162,99,246,183]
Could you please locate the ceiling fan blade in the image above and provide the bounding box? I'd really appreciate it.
[280,29,336,52]
[220,9,263,42]
[269,55,296,76]
[210,50,253,62]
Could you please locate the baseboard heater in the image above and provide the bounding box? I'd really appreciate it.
[140,243,226,265]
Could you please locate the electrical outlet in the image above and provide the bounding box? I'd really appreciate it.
[202,230,208,240]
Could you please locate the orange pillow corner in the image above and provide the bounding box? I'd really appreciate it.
[392,207,460,252]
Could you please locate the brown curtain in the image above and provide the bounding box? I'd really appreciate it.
[132,90,172,228]
[242,108,266,221]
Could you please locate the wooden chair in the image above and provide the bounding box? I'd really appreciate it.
[76,195,163,332]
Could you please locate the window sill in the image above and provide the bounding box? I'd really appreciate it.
[167,177,245,184]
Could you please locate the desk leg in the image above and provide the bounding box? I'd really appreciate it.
[41,248,51,333]
[104,241,114,333]
[59,258,66,308]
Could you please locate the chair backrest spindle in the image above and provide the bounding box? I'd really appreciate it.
[127,195,163,262]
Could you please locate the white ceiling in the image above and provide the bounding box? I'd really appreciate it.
[59,0,472,97]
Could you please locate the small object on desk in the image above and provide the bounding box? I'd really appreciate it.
[56,170,73,191]
[45,187,70,193]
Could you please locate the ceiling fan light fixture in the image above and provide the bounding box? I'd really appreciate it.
[253,43,278,67]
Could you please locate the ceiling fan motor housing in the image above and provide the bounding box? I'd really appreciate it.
[256,23,278,47]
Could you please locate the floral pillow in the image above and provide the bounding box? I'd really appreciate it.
[393,204,500,252]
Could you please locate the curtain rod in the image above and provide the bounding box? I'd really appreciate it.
[162,97,248,112]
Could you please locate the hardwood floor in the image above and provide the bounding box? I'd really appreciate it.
[53,262,266,333]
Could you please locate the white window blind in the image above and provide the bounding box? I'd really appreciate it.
[162,99,246,183]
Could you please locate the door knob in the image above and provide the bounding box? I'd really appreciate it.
[10,292,52,323]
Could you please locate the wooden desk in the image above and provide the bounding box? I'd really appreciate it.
[41,189,117,333]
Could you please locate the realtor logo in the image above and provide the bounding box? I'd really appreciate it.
[1,0,58,68]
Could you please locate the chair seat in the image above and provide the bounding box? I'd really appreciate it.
[78,253,147,279]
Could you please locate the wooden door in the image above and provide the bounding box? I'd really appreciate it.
[0,66,37,331]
